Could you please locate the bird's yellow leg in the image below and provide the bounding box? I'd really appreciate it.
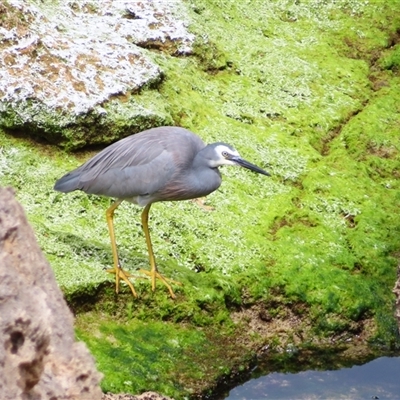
[139,203,181,299]
[106,199,138,298]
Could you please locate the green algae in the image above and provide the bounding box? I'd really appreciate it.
[1,0,400,398]
[75,313,252,398]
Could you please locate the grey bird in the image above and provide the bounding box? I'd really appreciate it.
[54,126,269,298]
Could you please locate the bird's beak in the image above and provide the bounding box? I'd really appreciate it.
[231,156,270,176]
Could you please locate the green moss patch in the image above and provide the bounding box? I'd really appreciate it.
[75,313,253,399]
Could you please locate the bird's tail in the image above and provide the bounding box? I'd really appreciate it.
[54,171,81,193]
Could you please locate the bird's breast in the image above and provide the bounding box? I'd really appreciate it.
[156,167,222,202]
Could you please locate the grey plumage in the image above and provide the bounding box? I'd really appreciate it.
[54,126,269,298]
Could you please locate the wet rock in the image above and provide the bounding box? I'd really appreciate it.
[0,1,194,148]
[393,263,400,334]
[0,187,103,400]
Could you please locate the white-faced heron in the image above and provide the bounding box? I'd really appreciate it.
[54,126,269,298]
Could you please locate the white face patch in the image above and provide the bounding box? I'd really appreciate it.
[209,144,241,167]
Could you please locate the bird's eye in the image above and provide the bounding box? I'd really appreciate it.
[222,151,229,158]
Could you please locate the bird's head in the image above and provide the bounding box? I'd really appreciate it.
[207,143,270,176]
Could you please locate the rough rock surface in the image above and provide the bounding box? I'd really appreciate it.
[102,392,172,400]
[0,187,103,400]
[0,0,194,147]
[0,0,193,112]
[393,264,400,334]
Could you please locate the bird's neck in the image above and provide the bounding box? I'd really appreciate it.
[188,154,222,197]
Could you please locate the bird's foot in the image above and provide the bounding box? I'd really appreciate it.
[106,267,138,298]
[191,197,215,212]
[139,268,182,299]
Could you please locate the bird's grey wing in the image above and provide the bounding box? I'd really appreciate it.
[80,150,176,198]
[54,127,206,197]
[74,134,177,198]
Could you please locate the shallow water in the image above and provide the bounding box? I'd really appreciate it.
[225,356,400,400]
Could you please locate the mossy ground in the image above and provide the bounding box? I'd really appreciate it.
[1,0,400,398]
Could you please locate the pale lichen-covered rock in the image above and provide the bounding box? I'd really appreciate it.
[0,187,103,400]
[102,392,172,400]
[0,0,194,148]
